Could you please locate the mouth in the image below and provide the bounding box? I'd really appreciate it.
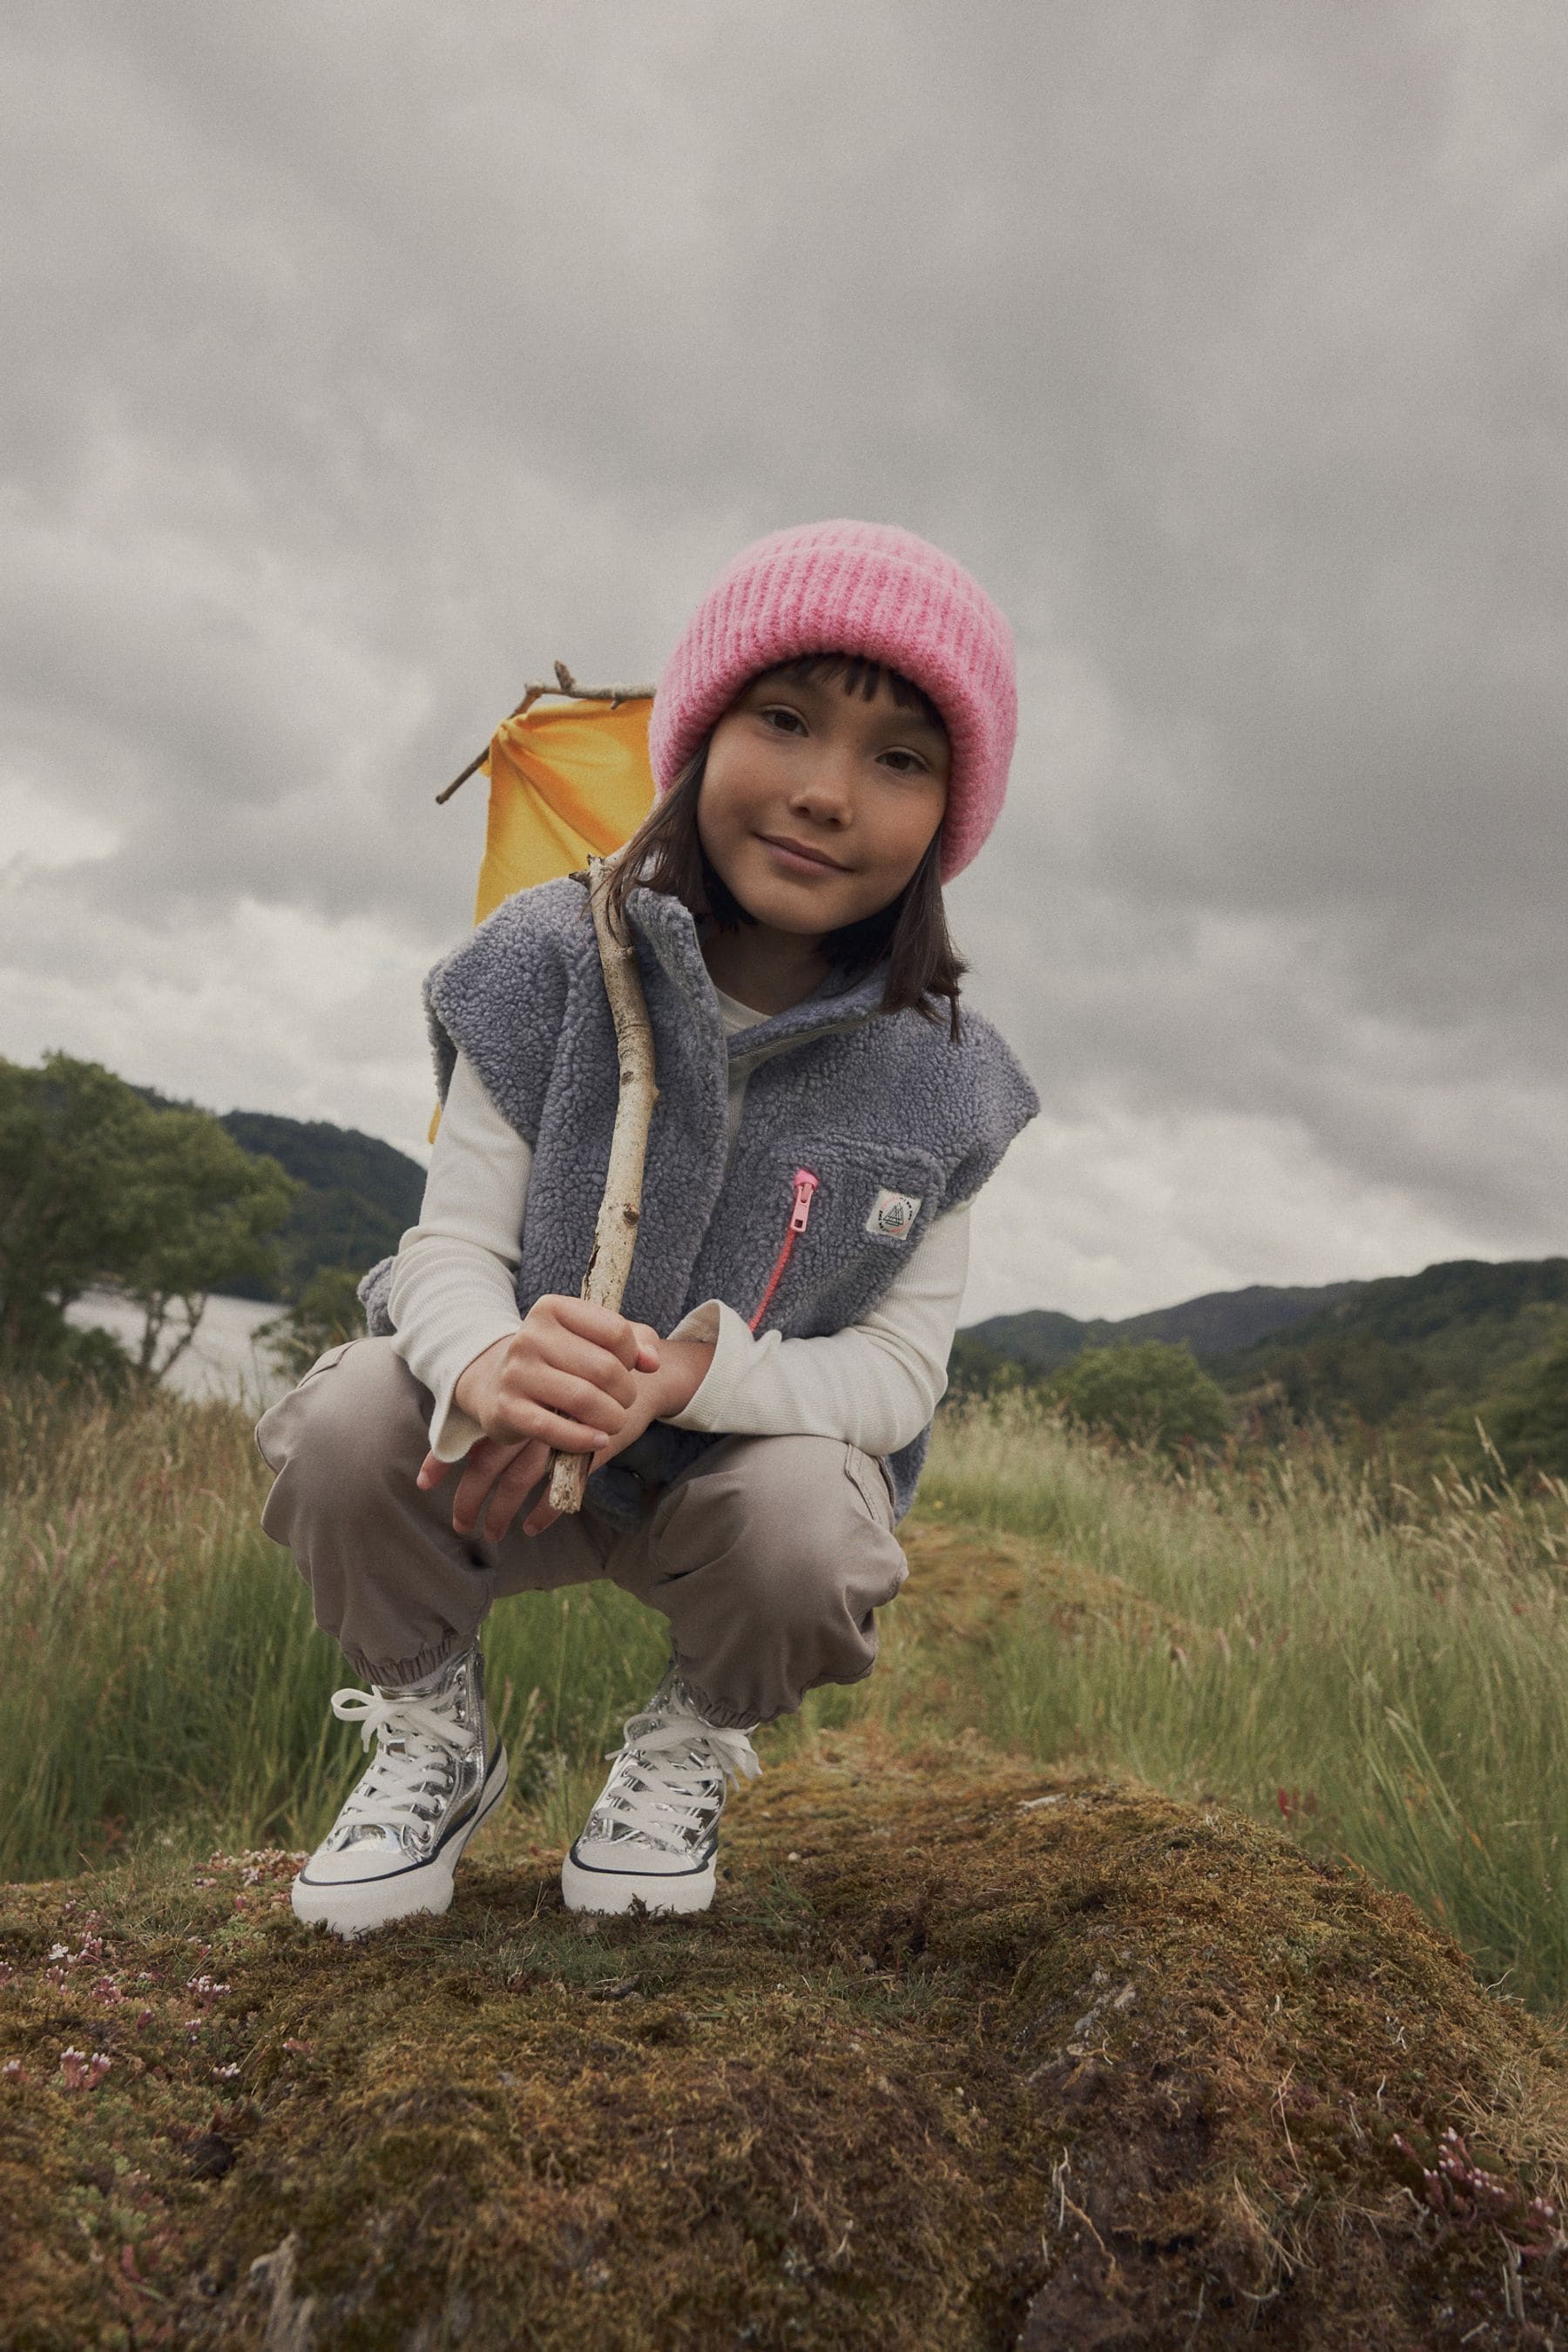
[758,834,848,875]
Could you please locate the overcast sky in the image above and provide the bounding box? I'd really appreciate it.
[3,2,1565,1324]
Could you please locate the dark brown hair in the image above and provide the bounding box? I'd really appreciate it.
[602,654,968,1039]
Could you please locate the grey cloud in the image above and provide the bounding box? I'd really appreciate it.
[3,0,1565,1304]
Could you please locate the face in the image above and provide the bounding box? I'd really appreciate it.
[697,666,950,936]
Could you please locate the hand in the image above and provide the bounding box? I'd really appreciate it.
[416,1304,715,1544]
[450,1294,663,1453]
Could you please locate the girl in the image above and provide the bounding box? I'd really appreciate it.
[256,519,1039,1938]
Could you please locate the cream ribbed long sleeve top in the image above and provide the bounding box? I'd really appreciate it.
[387,985,969,1463]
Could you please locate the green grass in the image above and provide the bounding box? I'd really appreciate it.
[922,1394,1568,2007]
[0,1379,665,1880]
[5,1374,1568,2007]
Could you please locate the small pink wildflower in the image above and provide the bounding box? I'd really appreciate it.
[3,2060,25,2085]
[1394,2126,1564,2257]
[58,2049,112,2091]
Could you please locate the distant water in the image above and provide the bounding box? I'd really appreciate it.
[64,1290,296,1410]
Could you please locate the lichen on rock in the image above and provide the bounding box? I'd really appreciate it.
[3,1720,1566,2349]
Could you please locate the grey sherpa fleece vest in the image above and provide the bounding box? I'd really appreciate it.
[361,875,1039,1529]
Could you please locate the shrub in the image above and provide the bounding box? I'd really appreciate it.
[1048,1339,1231,1455]
[260,1266,369,1382]
[1483,1335,1568,1480]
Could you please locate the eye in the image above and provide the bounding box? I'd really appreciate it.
[878,747,930,776]
[758,705,808,735]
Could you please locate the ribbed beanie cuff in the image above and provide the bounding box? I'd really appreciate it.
[648,520,1017,881]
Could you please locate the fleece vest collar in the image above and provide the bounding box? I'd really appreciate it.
[625,881,895,1064]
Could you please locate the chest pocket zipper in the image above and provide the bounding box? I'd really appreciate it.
[747,1168,820,1333]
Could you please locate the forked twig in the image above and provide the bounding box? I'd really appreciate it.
[545,855,659,1513]
[435,663,656,803]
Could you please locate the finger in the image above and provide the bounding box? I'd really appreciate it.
[482,1455,549,1543]
[485,1427,558,1540]
[542,1296,648,1371]
[416,1453,451,1492]
[449,1438,530,1536]
[527,1325,642,1409]
[450,1456,505,1537]
[485,1386,620,1455]
[499,1363,631,1443]
[536,1359,636,1433]
[449,1437,551,1541]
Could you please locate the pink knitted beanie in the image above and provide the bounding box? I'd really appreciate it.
[648,519,1017,882]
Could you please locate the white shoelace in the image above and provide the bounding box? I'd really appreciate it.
[328,1685,478,1839]
[592,1713,760,1855]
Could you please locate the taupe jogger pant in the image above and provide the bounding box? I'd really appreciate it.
[255,1338,908,1728]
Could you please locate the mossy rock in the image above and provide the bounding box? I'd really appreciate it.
[2,1729,1565,2349]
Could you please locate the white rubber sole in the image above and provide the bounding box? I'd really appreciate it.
[561,1845,716,1917]
[291,1745,509,1940]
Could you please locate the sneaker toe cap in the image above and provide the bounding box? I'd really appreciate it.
[569,1835,707,1879]
[299,1834,416,1887]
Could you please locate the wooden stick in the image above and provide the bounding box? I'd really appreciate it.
[435,665,656,804]
[545,855,659,1513]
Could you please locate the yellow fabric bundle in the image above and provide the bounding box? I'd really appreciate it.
[472,697,656,923]
[429,695,656,1139]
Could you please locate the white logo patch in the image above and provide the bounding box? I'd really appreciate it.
[866,1187,923,1240]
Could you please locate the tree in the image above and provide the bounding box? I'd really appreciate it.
[1480,1336,1568,1482]
[260,1266,368,1382]
[1265,1333,1428,1429]
[0,1052,296,1382]
[944,1331,1041,1402]
[1049,1340,1232,1456]
[0,1055,150,1354]
[115,1108,297,1384]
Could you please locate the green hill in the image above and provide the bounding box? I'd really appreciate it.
[127,1085,427,1302]
[218,1111,426,1301]
[962,1258,1568,1468]
[964,1280,1362,1376]
[1224,1254,1568,1361]
[1213,1255,1568,1442]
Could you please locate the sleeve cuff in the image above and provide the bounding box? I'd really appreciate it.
[416,1311,525,1463]
[662,1299,755,1429]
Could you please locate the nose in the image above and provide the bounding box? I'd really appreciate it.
[786,740,855,828]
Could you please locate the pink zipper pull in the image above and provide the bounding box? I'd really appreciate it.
[789,1169,819,1233]
[748,1168,821,1333]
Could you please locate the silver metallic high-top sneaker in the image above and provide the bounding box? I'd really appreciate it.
[291,1643,508,1939]
[562,1666,760,1917]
